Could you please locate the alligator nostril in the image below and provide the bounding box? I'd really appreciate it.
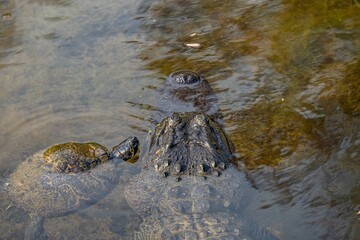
[168,70,202,85]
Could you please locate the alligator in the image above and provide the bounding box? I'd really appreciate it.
[124,71,278,239]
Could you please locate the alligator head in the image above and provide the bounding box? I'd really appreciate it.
[143,112,234,177]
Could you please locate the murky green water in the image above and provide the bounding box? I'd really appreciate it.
[0,0,359,239]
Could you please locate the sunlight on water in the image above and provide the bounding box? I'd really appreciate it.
[0,0,359,239]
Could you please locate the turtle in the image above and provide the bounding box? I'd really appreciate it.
[7,136,139,240]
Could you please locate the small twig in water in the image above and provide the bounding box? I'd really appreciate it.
[5,203,13,211]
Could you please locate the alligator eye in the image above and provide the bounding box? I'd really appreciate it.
[169,113,182,127]
[212,143,220,151]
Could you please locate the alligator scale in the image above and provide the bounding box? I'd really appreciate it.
[125,71,278,239]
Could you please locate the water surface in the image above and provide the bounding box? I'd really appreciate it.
[0,0,359,239]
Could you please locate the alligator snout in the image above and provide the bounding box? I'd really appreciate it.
[168,70,203,85]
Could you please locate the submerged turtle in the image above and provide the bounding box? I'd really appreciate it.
[7,136,139,240]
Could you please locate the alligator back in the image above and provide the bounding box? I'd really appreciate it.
[125,168,278,239]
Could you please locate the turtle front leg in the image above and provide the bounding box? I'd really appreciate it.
[24,216,48,240]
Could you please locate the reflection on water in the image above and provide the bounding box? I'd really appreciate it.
[0,0,359,239]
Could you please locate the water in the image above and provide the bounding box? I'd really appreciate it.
[0,0,359,239]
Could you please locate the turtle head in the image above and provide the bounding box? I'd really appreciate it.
[111,136,139,161]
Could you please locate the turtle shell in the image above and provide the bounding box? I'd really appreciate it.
[42,142,110,173]
[7,142,120,218]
